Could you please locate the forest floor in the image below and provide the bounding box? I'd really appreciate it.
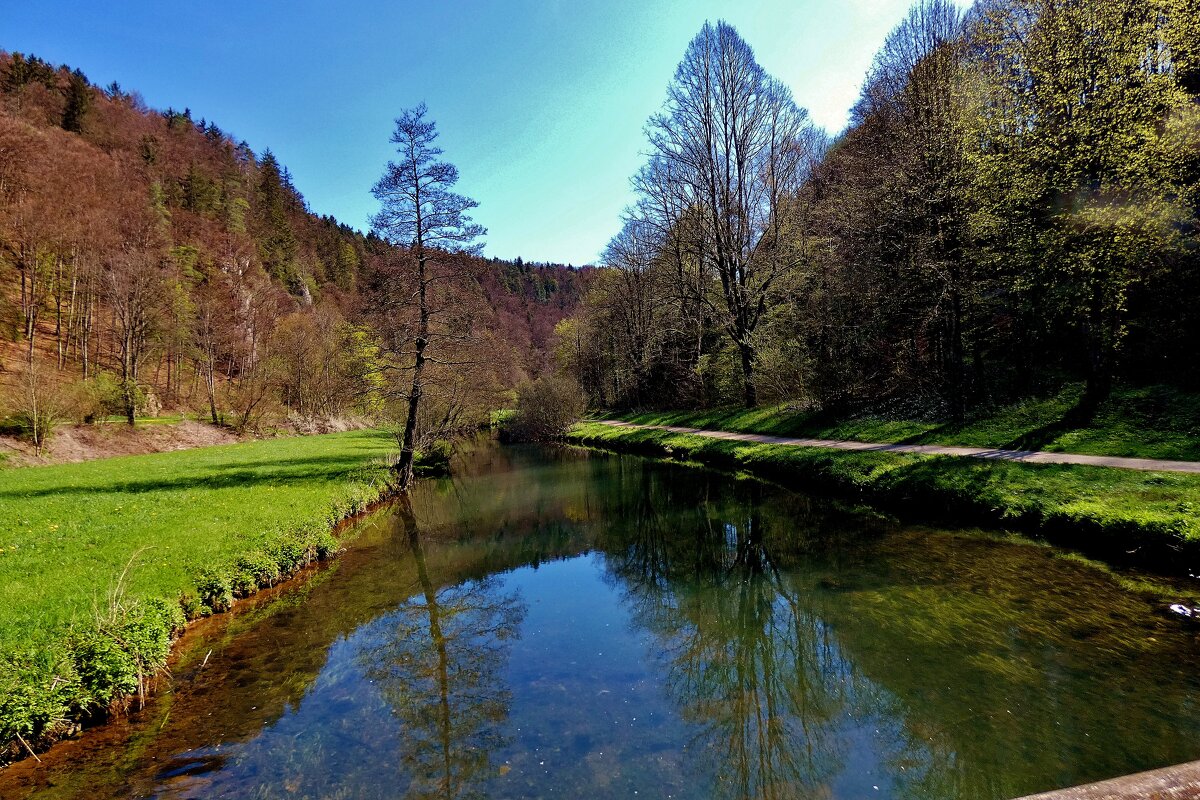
[0,429,397,763]
[0,415,375,468]
[0,418,239,468]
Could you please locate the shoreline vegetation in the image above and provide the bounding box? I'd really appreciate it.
[605,386,1200,463]
[0,429,399,766]
[568,411,1200,575]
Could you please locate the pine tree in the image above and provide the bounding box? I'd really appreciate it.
[370,103,485,487]
[61,68,91,133]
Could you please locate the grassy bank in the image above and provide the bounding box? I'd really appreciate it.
[569,421,1200,567]
[0,429,397,762]
[610,385,1200,461]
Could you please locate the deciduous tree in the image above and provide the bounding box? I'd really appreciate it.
[647,22,818,406]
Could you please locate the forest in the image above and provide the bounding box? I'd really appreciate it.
[0,51,590,457]
[564,0,1200,423]
[3,0,1200,457]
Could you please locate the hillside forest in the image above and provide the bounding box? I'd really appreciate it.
[0,50,589,455]
[3,0,1200,464]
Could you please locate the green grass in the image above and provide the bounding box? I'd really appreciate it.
[0,429,397,758]
[569,421,1200,557]
[607,384,1200,461]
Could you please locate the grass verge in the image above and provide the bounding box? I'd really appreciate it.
[0,429,397,764]
[568,421,1200,568]
[608,384,1200,461]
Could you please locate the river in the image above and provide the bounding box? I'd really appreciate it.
[3,441,1199,799]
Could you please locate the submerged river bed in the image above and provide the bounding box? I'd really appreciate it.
[3,442,1200,800]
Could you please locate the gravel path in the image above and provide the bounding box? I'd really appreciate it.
[597,420,1200,474]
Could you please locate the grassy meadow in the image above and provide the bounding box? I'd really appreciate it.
[0,429,396,756]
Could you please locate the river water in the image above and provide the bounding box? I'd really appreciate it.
[4,442,1200,799]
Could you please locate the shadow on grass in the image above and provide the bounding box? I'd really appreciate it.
[894,423,955,446]
[0,454,382,500]
[1000,400,1095,452]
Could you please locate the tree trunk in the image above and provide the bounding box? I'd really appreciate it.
[1079,338,1112,422]
[738,339,757,407]
[395,253,429,489]
[206,356,219,425]
[123,382,137,426]
[948,286,966,421]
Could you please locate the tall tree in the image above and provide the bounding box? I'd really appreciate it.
[106,220,168,425]
[647,22,818,406]
[968,0,1200,414]
[60,68,90,133]
[370,104,485,488]
[824,0,975,413]
[255,150,299,291]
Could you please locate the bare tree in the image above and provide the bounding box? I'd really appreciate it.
[370,104,485,488]
[647,22,818,406]
[105,206,169,425]
[192,278,234,425]
[6,359,63,456]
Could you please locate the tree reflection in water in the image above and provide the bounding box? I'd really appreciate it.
[359,498,526,800]
[602,476,881,800]
[12,449,1200,800]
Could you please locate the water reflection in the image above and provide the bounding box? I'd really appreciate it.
[359,500,525,800]
[598,480,882,798]
[3,442,1200,800]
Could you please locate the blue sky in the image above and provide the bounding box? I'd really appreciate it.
[4,1,952,265]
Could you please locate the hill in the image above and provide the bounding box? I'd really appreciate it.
[0,50,590,439]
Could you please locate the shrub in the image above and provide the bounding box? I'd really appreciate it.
[414,439,453,476]
[232,551,282,596]
[2,362,65,455]
[72,599,181,711]
[502,375,587,442]
[195,569,233,614]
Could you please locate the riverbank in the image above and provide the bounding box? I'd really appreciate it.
[609,384,1200,462]
[0,429,398,765]
[568,421,1200,571]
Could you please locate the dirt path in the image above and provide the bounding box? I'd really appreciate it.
[0,420,240,467]
[597,420,1200,474]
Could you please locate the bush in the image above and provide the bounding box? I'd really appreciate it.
[413,439,453,477]
[63,373,145,423]
[232,551,282,596]
[502,375,587,442]
[2,362,65,455]
[72,598,182,711]
[195,569,233,614]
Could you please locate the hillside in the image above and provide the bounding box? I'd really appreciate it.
[0,50,590,439]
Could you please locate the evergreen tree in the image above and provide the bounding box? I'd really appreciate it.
[61,68,91,133]
[255,150,300,290]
